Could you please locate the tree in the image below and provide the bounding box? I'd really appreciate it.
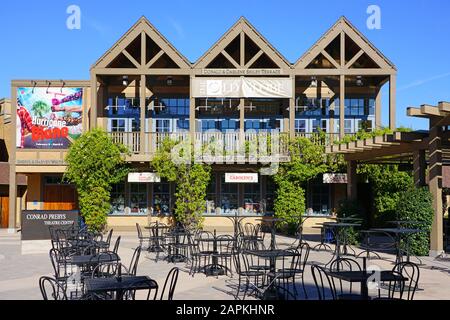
[273,134,339,229]
[358,164,413,224]
[396,187,434,256]
[151,138,211,228]
[64,129,130,231]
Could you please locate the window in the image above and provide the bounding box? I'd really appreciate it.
[295,97,330,116]
[153,181,171,215]
[110,183,125,215]
[368,99,375,116]
[129,183,147,215]
[244,182,261,214]
[110,119,126,132]
[176,119,190,131]
[312,119,327,132]
[344,119,353,134]
[295,119,306,133]
[220,174,238,214]
[345,98,366,116]
[107,97,140,117]
[206,174,217,214]
[201,120,219,132]
[151,97,190,117]
[308,178,330,215]
[222,119,238,131]
[245,119,281,132]
[155,119,171,132]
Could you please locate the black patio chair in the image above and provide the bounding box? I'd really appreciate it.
[329,257,364,300]
[39,276,68,300]
[112,236,121,255]
[281,242,311,299]
[232,247,266,300]
[49,248,71,284]
[121,278,159,300]
[98,229,113,252]
[136,223,151,250]
[311,264,337,300]
[124,246,142,276]
[160,267,179,300]
[376,261,420,300]
[212,235,235,277]
[266,249,300,300]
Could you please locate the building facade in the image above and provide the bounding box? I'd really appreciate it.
[2,16,397,230]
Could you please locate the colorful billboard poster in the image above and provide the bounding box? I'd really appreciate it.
[16,87,83,149]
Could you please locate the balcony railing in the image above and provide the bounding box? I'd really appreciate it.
[108,131,291,162]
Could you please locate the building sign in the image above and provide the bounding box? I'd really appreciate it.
[201,69,283,76]
[16,159,66,165]
[21,210,79,240]
[225,173,258,183]
[16,87,83,149]
[192,78,292,98]
[323,173,348,184]
[128,172,161,183]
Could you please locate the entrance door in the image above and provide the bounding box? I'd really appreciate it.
[43,185,77,210]
[0,196,9,228]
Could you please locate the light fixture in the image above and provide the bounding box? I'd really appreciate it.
[31,81,37,93]
[122,75,129,86]
[60,80,66,93]
[166,76,173,86]
[310,76,318,88]
[46,81,52,94]
[356,76,363,87]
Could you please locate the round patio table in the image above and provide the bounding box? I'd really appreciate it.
[256,217,284,250]
[164,229,190,263]
[323,222,361,265]
[198,229,234,276]
[145,223,170,253]
[370,228,425,267]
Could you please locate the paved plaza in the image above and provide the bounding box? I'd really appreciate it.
[0,229,449,300]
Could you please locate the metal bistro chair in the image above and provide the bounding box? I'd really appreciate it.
[98,229,113,252]
[160,267,180,300]
[212,235,235,277]
[329,257,364,300]
[123,246,142,276]
[49,248,72,285]
[136,223,151,250]
[281,242,311,299]
[377,261,420,301]
[121,278,159,301]
[39,276,68,300]
[311,264,337,300]
[112,236,121,255]
[232,247,266,300]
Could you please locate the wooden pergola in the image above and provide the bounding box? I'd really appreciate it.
[326,101,450,256]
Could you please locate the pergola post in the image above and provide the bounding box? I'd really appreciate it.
[140,74,146,154]
[90,72,97,130]
[339,74,345,138]
[413,149,426,187]
[289,75,296,139]
[9,85,17,231]
[347,160,357,201]
[189,75,196,143]
[389,74,396,131]
[375,87,382,129]
[428,120,444,256]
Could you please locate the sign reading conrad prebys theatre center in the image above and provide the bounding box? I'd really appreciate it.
[16,87,83,149]
[21,211,79,240]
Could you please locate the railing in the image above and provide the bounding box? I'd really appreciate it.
[109,132,141,154]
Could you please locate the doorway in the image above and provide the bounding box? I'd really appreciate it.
[0,196,9,228]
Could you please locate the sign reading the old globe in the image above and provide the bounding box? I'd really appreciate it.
[225,173,258,183]
[21,211,79,240]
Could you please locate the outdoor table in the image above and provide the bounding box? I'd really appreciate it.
[246,249,296,300]
[327,270,407,300]
[85,275,158,300]
[198,229,234,276]
[371,228,425,266]
[68,252,120,267]
[203,214,264,239]
[323,222,361,265]
[164,230,190,263]
[256,217,284,250]
[145,222,170,252]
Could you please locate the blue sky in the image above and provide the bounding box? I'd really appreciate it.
[1,0,449,130]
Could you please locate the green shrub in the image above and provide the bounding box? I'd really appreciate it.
[336,199,363,245]
[396,187,434,256]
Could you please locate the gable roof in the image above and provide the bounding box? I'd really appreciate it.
[91,16,191,70]
[194,17,291,70]
[295,16,396,70]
